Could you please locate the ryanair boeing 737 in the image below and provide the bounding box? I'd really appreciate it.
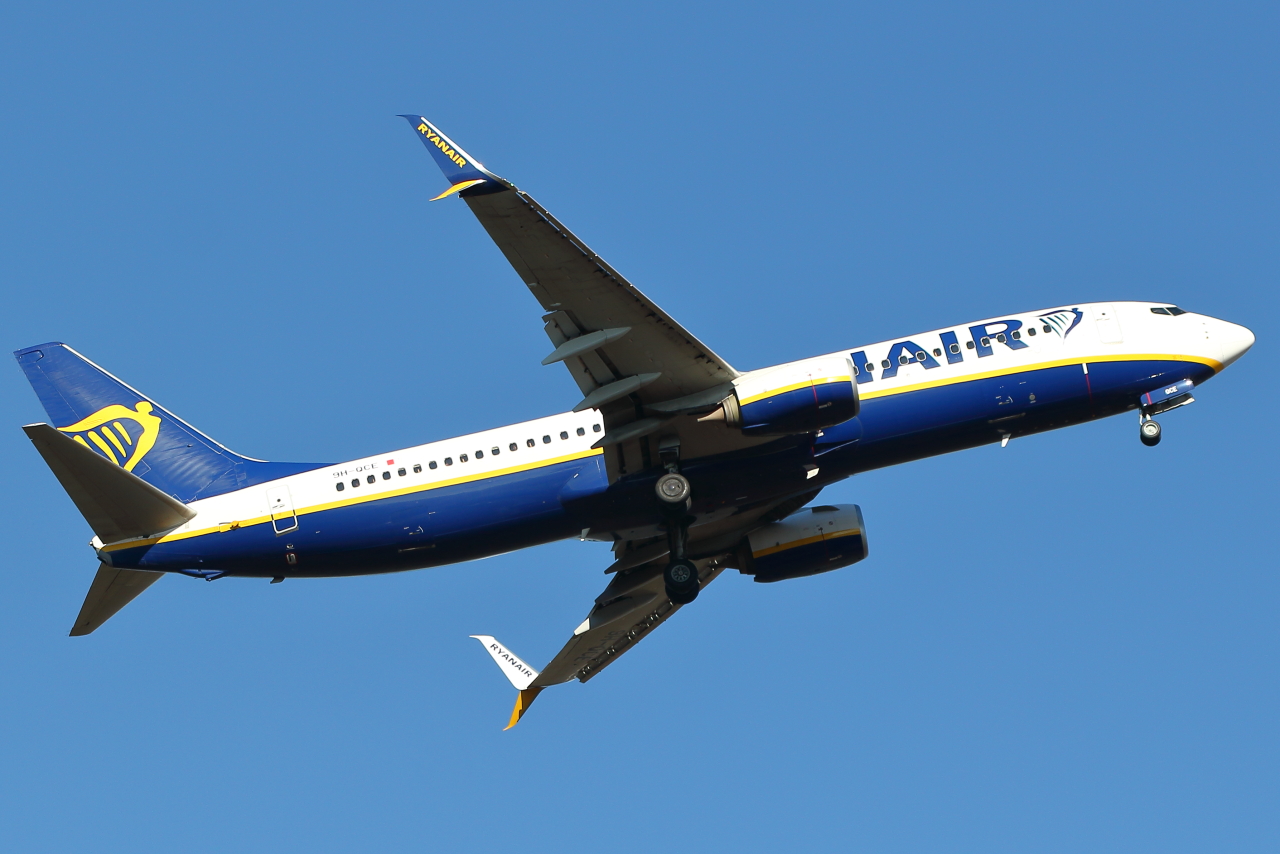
[17,116,1255,727]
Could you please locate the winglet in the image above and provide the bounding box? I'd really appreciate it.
[471,635,543,729]
[399,115,503,200]
[505,687,543,730]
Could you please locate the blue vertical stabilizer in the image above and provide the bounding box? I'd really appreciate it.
[15,343,322,502]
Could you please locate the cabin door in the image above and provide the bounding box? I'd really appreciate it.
[267,484,298,535]
[1091,304,1124,344]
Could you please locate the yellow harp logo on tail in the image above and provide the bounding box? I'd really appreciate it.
[58,402,161,471]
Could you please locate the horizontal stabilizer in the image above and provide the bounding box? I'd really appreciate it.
[24,423,196,544]
[71,563,163,636]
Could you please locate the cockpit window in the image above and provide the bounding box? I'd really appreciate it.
[1150,307,1170,315]
[1168,306,1187,316]
[1151,306,1187,316]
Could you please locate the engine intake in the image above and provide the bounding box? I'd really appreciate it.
[741,504,868,583]
[701,355,858,436]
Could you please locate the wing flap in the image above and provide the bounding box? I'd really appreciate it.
[534,558,726,687]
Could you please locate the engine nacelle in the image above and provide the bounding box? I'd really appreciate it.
[702,354,858,436]
[741,504,868,583]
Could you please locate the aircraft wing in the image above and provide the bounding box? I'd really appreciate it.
[400,116,762,479]
[473,555,727,729]
[469,488,820,727]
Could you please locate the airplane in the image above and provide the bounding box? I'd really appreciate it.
[16,115,1255,728]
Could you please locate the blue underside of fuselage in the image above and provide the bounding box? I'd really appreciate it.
[112,358,1215,578]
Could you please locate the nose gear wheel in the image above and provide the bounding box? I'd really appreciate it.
[655,472,691,504]
[1140,419,1162,446]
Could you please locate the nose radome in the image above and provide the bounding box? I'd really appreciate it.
[1218,320,1255,368]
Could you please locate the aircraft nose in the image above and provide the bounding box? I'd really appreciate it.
[1217,319,1255,368]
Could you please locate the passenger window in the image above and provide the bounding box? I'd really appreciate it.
[864,363,874,373]
[949,343,960,354]
[576,427,585,436]
[444,457,453,466]
[398,467,406,476]
[351,479,360,488]
[382,471,391,480]
[966,341,975,349]
[527,438,536,447]
[1027,327,1036,336]
[428,461,436,470]
[593,424,601,433]
[932,348,942,357]
[1011,330,1021,339]
[980,337,990,347]
[1042,325,1051,333]
[995,333,1006,344]
[460,454,469,462]
[367,474,376,484]
[543,435,551,444]
[881,359,891,369]
[509,442,517,451]
[492,447,500,455]
[475,450,483,459]
[336,482,345,492]
[560,431,569,440]
[915,351,926,361]
[898,355,909,365]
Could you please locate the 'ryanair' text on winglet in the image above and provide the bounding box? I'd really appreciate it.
[398,115,507,200]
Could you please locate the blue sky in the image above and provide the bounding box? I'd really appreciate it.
[2,2,1277,851]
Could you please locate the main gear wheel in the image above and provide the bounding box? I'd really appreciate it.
[664,558,700,604]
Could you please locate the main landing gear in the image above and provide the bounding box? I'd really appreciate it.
[1140,418,1162,447]
[655,438,699,605]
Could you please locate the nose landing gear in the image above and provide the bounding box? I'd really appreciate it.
[1136,379,1194,448]
[655,472,691,505]
[656,437,699,604]
[1140,418,1162,447]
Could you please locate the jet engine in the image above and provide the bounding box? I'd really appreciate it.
[701,354,858,436]
[739,504,868,583]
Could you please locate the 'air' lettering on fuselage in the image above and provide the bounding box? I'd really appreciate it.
[852,317,1032,383]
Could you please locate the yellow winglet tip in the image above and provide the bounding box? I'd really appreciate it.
[504,686,543,730]
[430,178,487,201]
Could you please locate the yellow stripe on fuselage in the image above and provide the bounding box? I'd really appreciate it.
[857,353,1220,401]
[101,446,605,553]
[103,353,1217,554]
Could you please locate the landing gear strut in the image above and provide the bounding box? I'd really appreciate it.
[657,437,699,604]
